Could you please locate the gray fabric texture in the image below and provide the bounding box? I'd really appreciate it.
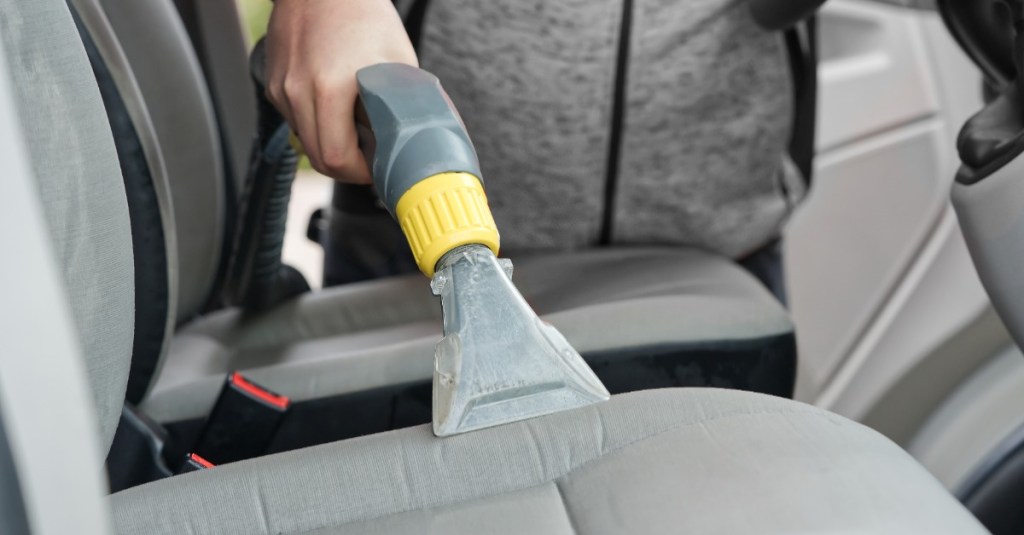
[870,0,937,10]
[615,1,805,257]
[419,0,619,251]
[141,247,793,423]
[418,0,803,258]
[73,0,182,404]
[0,0,134,450]
[113,389,986,534]
[99,0,225,322]
[180,0,256,194]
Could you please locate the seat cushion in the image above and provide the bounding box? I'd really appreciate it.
[142,248,796,445]
[111,389,984,534]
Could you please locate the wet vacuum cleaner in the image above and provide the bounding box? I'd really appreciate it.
[357,63,610,437]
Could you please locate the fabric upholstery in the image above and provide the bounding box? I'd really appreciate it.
[174,0,256,194]
[99,0,226,322]
[871,0,937,9]
[112,389,986,534]
[141,247,795,423]
[0,0,134,450]
[7,3,985,534]
[418,0,804,258]
[76,7,173,404]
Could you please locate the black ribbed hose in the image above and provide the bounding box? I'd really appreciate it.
[220,39,309,311]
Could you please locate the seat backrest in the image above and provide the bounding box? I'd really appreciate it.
[0,1,283,527]
[0,0,135,453]
[0,2,120,529]
[56,0,234,402]
[99,0,227,324]
[173,0,258,198]
[66,0,185,405]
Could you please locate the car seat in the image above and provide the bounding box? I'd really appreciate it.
[0,3,989,532]
[88,0,801,457]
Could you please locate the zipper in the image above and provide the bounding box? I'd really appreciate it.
[599,0,634,244]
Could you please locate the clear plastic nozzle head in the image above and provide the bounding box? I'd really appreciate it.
[430,245,610,437]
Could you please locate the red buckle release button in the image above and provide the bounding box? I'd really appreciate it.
[230,372,290,410]
[188,453,215,469]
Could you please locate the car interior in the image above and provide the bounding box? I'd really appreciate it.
[2,0,1024,533]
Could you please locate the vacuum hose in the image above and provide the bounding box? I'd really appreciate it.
[220,39,309,311]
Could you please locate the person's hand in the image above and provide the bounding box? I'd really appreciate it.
[265,0,417,183]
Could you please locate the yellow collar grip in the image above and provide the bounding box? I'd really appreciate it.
[395,172,500,277]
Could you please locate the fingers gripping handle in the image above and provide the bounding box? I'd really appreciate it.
[356,63,499,276]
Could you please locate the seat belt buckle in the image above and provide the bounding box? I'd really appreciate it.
[177,453,215,474]
[192,372,290,465]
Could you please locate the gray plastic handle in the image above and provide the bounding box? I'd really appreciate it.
[356,63,482,214]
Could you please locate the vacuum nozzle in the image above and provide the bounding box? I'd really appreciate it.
[430,245,610,436]
[357,64,610,436]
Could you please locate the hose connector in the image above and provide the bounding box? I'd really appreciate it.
[395,172,500,276]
